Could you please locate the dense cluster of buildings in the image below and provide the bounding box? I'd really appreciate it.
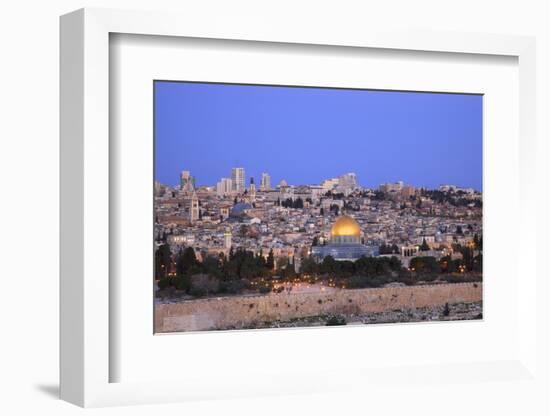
[155,168,482,271]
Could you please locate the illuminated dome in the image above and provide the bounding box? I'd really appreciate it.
[331,215,361,238]
[312,215,378,261]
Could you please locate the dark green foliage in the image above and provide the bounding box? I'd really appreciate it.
[348,275,387,288]
[176,247,198,276]
[354,256,402,277]
[379,243,400,255]
[326,315,347,326]
[202,255,222,279]
[420,238,430,251]
[320,255,338,274]
[155,243,172,279]
[409,256,441,274]
[280,197,304,209]
[173,275,191,292]
[157,277,171,290]
[421,189,482,208]
[266,249,275,270]
[300,256,318,274]
[472,253,482,272]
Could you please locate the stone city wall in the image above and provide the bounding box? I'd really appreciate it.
[155,282,482,332]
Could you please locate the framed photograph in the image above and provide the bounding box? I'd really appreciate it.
[152,81,483,334]
[60,8,539,408]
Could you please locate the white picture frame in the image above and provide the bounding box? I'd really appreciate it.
[60,7,538,408]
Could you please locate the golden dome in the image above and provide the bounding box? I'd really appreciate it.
[330,215,361,237]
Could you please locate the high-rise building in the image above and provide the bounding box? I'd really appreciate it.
[321,178,339,192]
[216,178,233,197]
[180,170,195,192]
[231,167,245,193]
[260,172,271,191]
[339,173,358,189]
[380,181,404,193]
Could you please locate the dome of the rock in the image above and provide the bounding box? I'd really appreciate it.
[312,215,378,261]
[330,215,361,238]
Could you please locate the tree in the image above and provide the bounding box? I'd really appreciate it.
[474,233,483,250]
[460,246,474,271]
[266,249,275,270]
[176,246,198,276]
[388,256,402,271]
[293,198,304,209]
[155,244,172,279]
[420,238,430,251]
[320,207,325,215]
[173,275,191,292]
[473,253,482,272]
[320,255,338,274]
[202,255,222,278]
[300,256,318,275]
[239,254,257,279]
[409,256,440,274]
[276,256,289,272]
[379,243,391,254]
[282,260,296,278]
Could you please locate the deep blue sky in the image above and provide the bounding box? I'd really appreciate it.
[155,81,482,191]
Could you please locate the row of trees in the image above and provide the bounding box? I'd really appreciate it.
[156,245,277,280]
[156,243,482,298]
[409,252,482,274]
[420,189,483,208]
[156,245,279,296]
[300,255,403,278]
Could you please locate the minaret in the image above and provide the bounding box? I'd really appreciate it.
[224,227,232,249]
[189,191,199,222]
[249,177,256,203]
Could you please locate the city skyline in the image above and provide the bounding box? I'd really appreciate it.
[155,81,483,190]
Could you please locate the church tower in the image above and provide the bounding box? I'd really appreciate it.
[189,192,199,222]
